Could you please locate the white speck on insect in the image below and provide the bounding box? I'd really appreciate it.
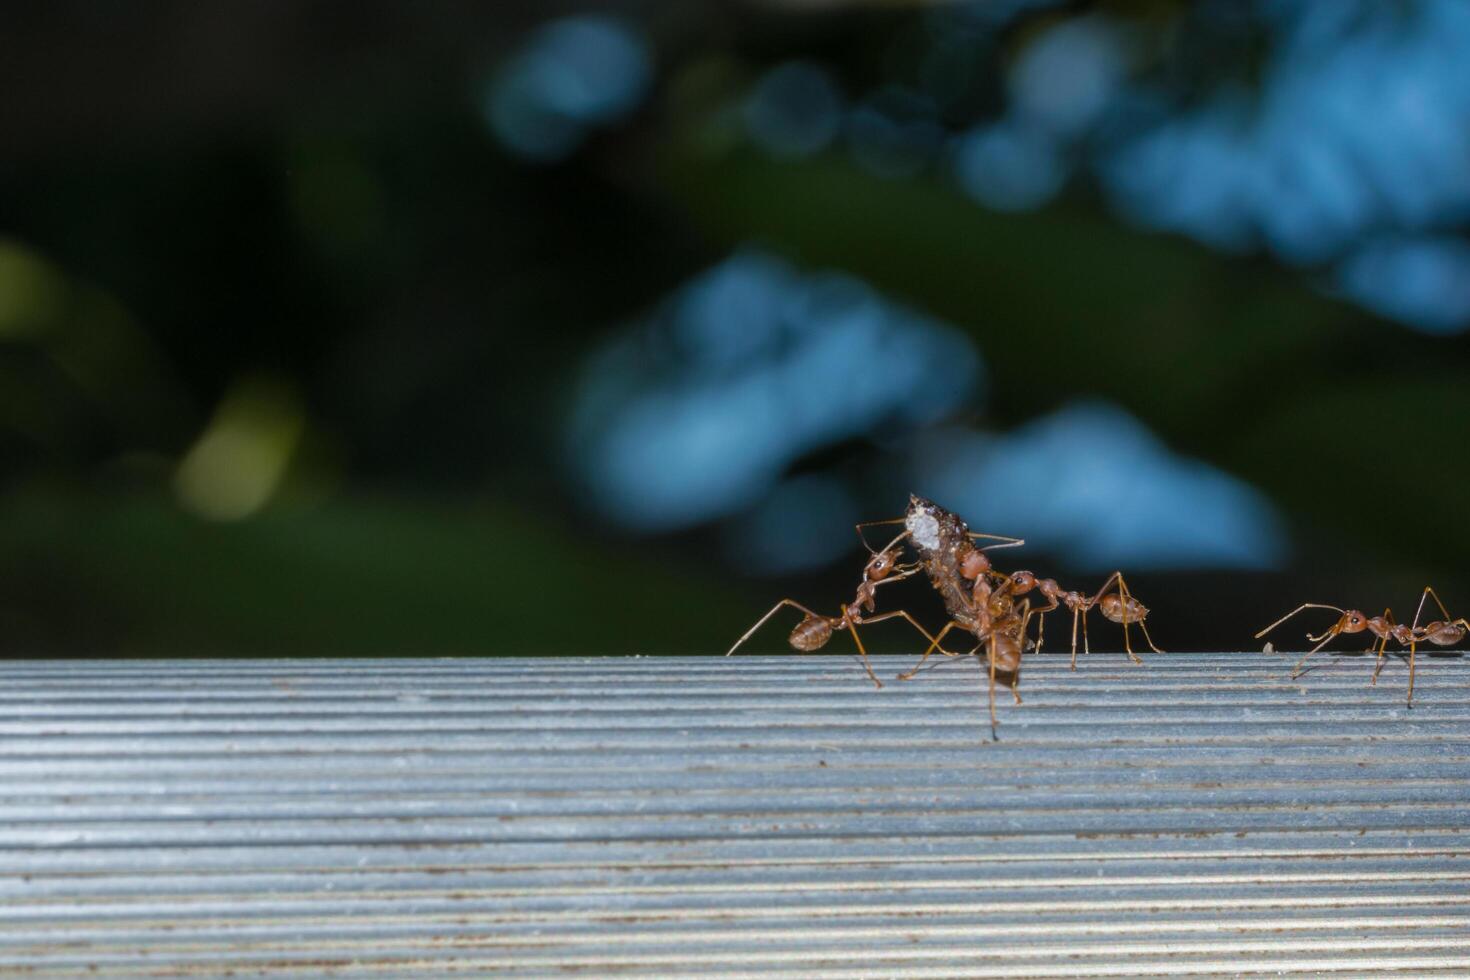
[906,508,940,551]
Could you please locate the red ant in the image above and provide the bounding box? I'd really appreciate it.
[725,529,956,689]
[897,538,1158,675]
[892,495,1047,735]
[892,495,1163,734]
[994,569,1160,669]
[1255,586,1467,707]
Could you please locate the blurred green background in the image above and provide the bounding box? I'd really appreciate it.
[3,0,1469,658]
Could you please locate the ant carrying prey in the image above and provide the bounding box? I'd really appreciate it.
[1256,586,1467,706]
[726,493,1163,736]
[895,495,1160,735]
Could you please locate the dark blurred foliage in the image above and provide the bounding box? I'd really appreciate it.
[2,0,1468,658]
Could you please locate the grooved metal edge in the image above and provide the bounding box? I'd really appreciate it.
[2,651,1467,978]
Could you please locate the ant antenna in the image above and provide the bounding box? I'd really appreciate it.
[854,518,905,554]
[1255,603,1346,640]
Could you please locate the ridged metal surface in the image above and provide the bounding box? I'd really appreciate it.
[2,652,1468,977]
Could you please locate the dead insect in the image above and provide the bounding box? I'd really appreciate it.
[1255,586,1467,706]
[894,495,1045,736]
[725,530,952,688]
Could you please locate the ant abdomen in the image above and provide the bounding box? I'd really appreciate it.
[959,547,990,580]
[1423,621,1466,646]
[990,632,1023,673]
[788,615,834,652]
[1099,593,1149,625]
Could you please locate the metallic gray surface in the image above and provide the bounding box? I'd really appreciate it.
[2,652,1468,977]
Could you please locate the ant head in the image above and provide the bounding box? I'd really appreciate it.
[1339,610,1369,634]
[960,547,990,579]
[1010,570,1036,592]
[867,547,901,580]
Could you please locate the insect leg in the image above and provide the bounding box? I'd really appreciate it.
[726,599,824,656]
[896,620,964,681]
[1371,608,1395,686]
[1407,637,1418,708]
[968,531,1026,553]
[986,634,999,739]
[1290,627,1343,679]
[855,609,958,660]
[1412,586,1452,630]
[841,604,883,689]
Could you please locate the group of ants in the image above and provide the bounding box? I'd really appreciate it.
[728,495,1468,736]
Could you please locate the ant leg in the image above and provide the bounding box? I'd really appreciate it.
[896,621,963,681]
[858,608,952,646]
[841,604,883,690]
[871,564,925,591]
[1012,600,1030,704]
[1026,595,1058,656]
[1069,606,1082,671]
[1407,639,1417,708]
[1093,571,1148,664]
[1290,628,1342,679]
[1135,619,1162,657]
[1412,586,1452,630]
[969,531,1026,553]
[986,635,999,739]
[857,609,962,664]
[1088,572,1129,657]
[1371,608,1394,686]
[1116,573,1164,656]
[727,599,824,656]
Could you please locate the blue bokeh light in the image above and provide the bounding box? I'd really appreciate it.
[722,474,861,576]
[914,401,1287,571]
[1095,0,1470,329]
[1335,235,1470,334]
[1007,16,1130,139]
[953,117,1068,212]
[565,250,982,532]
[729,1,1470,332]
[743,61,844,159]
[486,15,652,162]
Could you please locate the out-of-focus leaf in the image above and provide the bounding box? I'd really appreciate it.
[0,492,747,657]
